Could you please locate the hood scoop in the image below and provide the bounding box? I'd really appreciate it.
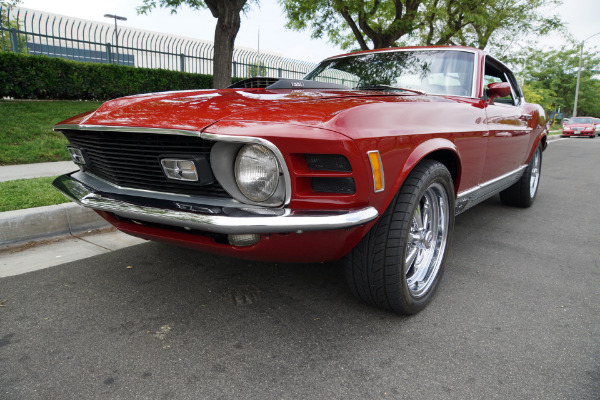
[228,77,350,90]
[228,77,280,89]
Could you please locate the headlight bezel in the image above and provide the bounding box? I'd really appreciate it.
[205,134,290,207]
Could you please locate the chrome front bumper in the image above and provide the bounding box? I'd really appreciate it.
[53,173,379,234]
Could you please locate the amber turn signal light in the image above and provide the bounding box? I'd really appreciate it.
[368,150,385,192]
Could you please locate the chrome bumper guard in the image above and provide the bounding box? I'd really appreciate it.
[53,174,379,234]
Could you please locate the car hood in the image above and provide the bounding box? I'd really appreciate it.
[57,88,426,132]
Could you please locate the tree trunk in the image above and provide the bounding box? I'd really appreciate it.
[205,0,246,88]
[339,6,370,50]
[358,0,421,49]
[212,13,240,88]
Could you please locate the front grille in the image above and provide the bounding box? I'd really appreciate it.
[63,130,231,198]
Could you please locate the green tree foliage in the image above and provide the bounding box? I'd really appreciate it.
[279,0,563,52]
[506,45,600,117]
[522,83,555,113]
[1,0,28,53]
[138,0,257,88]
[575,79,600,117]
[0,0,20,25]
[280,0,421,51]
[419,0,563,53]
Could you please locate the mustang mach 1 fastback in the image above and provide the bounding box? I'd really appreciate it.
[53,46,547,314]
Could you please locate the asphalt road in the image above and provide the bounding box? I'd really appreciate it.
[1,138,598,400]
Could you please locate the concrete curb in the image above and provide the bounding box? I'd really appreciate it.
[0,202,109,248]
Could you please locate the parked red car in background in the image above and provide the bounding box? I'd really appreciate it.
[53,46,547,314]
[562,117,597,138]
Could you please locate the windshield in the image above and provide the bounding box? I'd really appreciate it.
[303,49,475,96]
[569,117,593,124]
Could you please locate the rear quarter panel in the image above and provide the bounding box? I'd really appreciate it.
[523,102,548,160]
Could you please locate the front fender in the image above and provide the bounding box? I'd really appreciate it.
[357,137,462,219]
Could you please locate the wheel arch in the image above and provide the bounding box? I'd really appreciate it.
[539,134,548,151]
[525,133,547,164]
[422,149,461,192]
[394,138,462,197]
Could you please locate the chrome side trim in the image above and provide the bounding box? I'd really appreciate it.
[53,174,378,234]
[53,124,201,137]
[455,165,527,215]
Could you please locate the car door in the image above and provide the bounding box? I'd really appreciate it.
[481,56,531,183]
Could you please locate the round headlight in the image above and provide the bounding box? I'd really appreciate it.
[234,144,280,202]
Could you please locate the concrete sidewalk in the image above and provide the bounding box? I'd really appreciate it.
[0,161,76,182]
[0,229,145,277]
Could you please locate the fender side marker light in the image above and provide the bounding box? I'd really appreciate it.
[367,150,385,192]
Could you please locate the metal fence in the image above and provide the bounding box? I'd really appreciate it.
[0,5,324,81]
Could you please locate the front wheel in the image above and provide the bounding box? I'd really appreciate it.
[344,160,455,314]
[499,144,542,207]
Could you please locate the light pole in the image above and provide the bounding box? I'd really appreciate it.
[520,57,526,88]
[104,14,127,65]
[572,31,600,117]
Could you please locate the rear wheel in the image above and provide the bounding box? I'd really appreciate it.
[500,144,542,207]
[344,160,455,314]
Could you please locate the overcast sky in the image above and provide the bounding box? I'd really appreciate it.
[16,0,600,63]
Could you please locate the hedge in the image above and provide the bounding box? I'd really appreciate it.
[0,52,224,100]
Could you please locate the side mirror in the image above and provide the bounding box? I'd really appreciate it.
[487,82,511,104]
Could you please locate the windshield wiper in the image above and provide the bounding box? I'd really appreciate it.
[357,84,426,95]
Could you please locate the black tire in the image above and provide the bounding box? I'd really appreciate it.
[344,160,455,315]
[499,144,542,208]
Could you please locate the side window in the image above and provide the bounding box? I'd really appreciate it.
[484,57,520,106]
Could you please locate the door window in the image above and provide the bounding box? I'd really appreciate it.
[483,57,522,106]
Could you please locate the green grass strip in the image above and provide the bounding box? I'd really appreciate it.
[0,100,102,165]
[0,176,71,212]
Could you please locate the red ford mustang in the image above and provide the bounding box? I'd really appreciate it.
[53,46,547,314]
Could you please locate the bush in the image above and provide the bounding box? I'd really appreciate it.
[0,52,223,100]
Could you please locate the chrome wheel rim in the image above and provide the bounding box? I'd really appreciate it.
[529,149,541,198]
[405,182,449,298]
